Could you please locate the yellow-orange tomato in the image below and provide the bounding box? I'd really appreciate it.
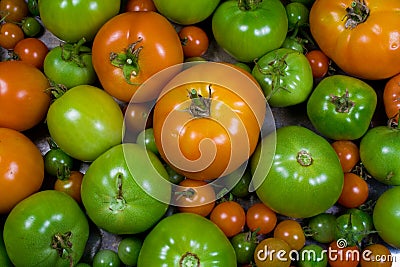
[0,128,44,213]
[54,170,84,204]
[309,0,400,80]
[360,243,393,267]
[273,219,306,251]
[254,237,292,267]
[0,61,51,131]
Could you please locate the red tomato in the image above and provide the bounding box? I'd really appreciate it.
[13,37,49,69]
[246,202,277,235]
[0,128,44,214]
[178,25,210,58]
[54,170,84,204]
[0,0,28,23]
[331,140,360,172]
[210,200,246,237]
[383,73,400,122]
[125,0,157,12]
[305,49,330,79]
[337,172,369,208]
[0,61,51,131]
[328,240,360,267]
[0,22,24,49]
[92,11,184,102]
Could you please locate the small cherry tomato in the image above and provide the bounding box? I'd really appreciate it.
[0,22,24,49]
[210,200,246,237]
[331,140,360,172]
[305,50,330,79]
[337,172,369,208]
[13,37,48,69]
[254,237,292,267]
[273,219,306,251]
[178,25,209,58]
[328,240,360,267]
[360,243,393,267]
[383,73,400,122]
[54,169,83,203]
[20,16,42,37]
[0,0,28,23]
[125,0,157,12]
[246,202,277,235]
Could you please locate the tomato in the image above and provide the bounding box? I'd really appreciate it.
[46,85,124,162]
[152,62,266,181]
[136,127,158,155]
[309,0,400,80]
[307,75,377,140]
[54,169,83,203]
[346,208,374,232]
[178,25,210,58]
[20,16,42,37]
[210,200,246,237]
[359,124,400,185]
[273,219,306,251]
[0,229,12,267]
[331,140,360,172]
[230,168,252,198]
[44,140,75,177]
[328,240,360,267]
[0,0,28,22]
[212,0,288,62]
[306,212,337,243]
[44,39,96,89]
[123,101,154,140]
[38,0,120,43]
[93,249,121,267]
[153,0,220,25]
[3,190,89,267]
[0,22,24,49]
[137,212,237,266]
[254,237,292,267]
[285,2,309,31]
[281,35,307,53]
[81,143,171,234]
[305,50,330,79]
[383,73,400,122]
[125,0,157,12]
[117,236,142,267]
[27,0,39,16]
[252,125,344,218]
[13,37,48,69]
[92,11,184,103]
[360,244,393,267]
[0,60,51,131]
[174,178,216,217]
[252,48,314,107]
[337,172,369,208]
[246,202,277,235]
[230,231,258,265]
[335,213,368,247]
[0,128,44,214]
[297,244,328,267]
[372,186,400,248]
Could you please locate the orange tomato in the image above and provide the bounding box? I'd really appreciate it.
[383,73,400,122]
[125,0,157,12]
[178,25,209,58]
[0,128,44,213]
[0,22,24,49]
[246,202,277,235]
[331,140,360,172]
[328,240,360,267]
[309,0,400,80]
[337,172,369,208]
[0,60,51,131]
[54,170,84,204]
[210,200,246,237]
[273,219,306,251]
[360,243,393,267]
[13,37,49,69]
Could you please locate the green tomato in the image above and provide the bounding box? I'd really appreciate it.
[212,0,288,62]
[81,143,171,235]
[136,128,158,155]
[44,146,75,177]
[346,208,374,232]
[230,231,257,265]
[360,125,400,185]
[21,17,42,37]
[3,190,89,267]
[44,39,96,89]
[27,0,40,16]
[307,213,337,244]
[335,213,368,247]
[373,186,400,248]
[298,244,327,267]
[281,35,306,53]
[230,168,252,198]
[252,125,344,218]
[307,75,377,140]
[93,250,120,267]
[137,213,236,266]
[38,0,120,43]
[153,0,220,25]
[252,48,313,107]
[0,230,12,267]
[117,236,142,266]
[46,85,124,162]
[285,2,310,31]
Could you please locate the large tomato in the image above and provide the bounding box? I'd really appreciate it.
[251,125,344,218]
[92,11,184,103]
[309,0,400,80]
[0,128,44,214]
[0,61,51,131]
[152,62,266,182]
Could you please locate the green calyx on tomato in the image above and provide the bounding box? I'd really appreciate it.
[307,75,377,140]
[335,213,369,247]
[343,0,369,29]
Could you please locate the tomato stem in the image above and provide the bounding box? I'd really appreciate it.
[51,231,74,267]
[238,0,262,11]
[188,85,212,118]
[330,89,355,113]
[60,37,91,68]
[179,252,200,267]
[109,173,127,212]
[343,0,369,29]
[297,150,313,166]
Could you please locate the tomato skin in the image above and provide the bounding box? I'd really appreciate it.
[0,0,28,22]
[13,37,49,69]
[309,0,400,80]
[337,172,369,208]
[359,125,400,185]
[0,61,51,131]
[383,73,400,122]
[210,200,246,237]
[0,22,24,49]
[246,202,277,235]
[54,170,84,203]
[252,125,344,218]
[92,11,184,103]
[307,75,377,140]
[0,230,12,267]
[273,219,306,251]
[137,212,237,266]
[360,244,393,267]
[254,237,292,267]
[153,0,220,25]
[331,140,360,172]
[3,190,89,267]
[179,26,210,58]
[328,241,360,267]
[93,250,121,267]
[212,0,288,62]
[46,85,124,162]
[305,50,330,79]
[0,128,44,214]
[230,231,258,265]
[38,0,120,43]
[125,0,157,12]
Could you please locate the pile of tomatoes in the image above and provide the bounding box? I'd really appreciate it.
[1,0,400,266]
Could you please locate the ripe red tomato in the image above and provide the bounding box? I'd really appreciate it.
[331,140,360,172]
[328,240,360,267]
[0,60,51,131]
[0,0,28,23]
[305,49,330,79]
[0,128,44,214]
[13,37,49,69]
[337,172,369,208]
[92,11,184,102]
[0,22,24,49]
[125,0,157,12]
[383,73,400,122]
[210,200,246,237]
[246,202,277,235]
[178,26,210,58]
